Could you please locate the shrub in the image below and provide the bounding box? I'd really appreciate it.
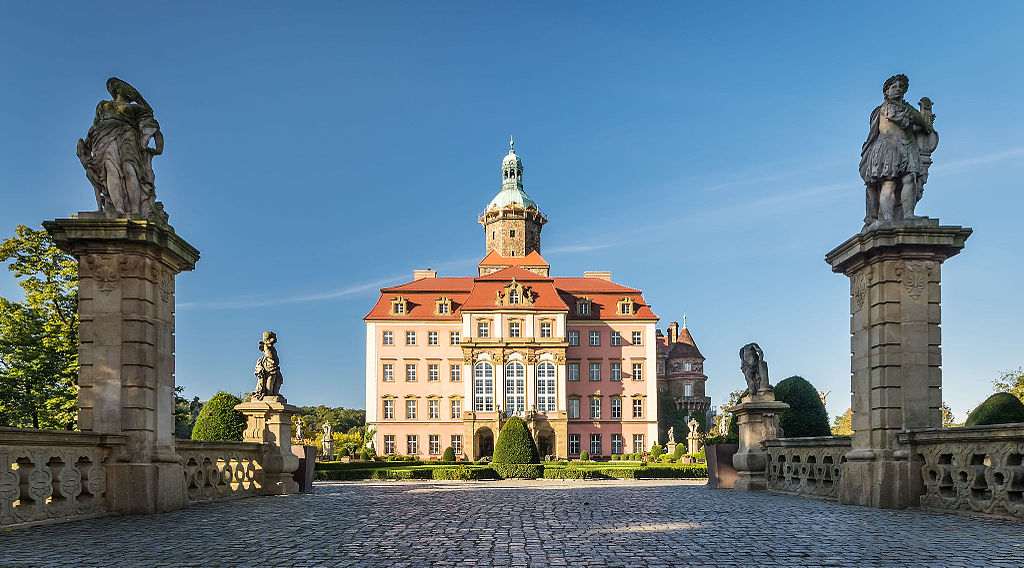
[191,391,245,441]
[650,444,664,459]
[339,447,351,458]
[694,448,706,461]
[965,393,1024,426]
[493,463,544,479]
[773,376,831,437]
[386,454,419,462]
[493,416,540,464]
[441,446,456,463]
[611,454,620,461]
[673,443,686,459]
[579,450,590,461]
[358,448,370,460]
[543,467,599,480]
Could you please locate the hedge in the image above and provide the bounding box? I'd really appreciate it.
[191,392,245,442]
[314,465,499,481]
[493,417,540,464]
[542,464,708,480]
[965,393,1024,426]
[493,463,544,479]
[774,376,831,437]
[316,460,424,471]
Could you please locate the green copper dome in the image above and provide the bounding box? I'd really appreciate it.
[483,138,542,214]
[485,186,539,211]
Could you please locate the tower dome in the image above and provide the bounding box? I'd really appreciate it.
[479,138,547,257]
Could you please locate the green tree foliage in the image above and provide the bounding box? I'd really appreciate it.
[774,376,831,437]
[173,386,203,439]
[0,226,78,429]
[649,444,664,459]
[191,391,246,441]
[441,446,456,463]
[993,366,1024,403]
[964,393,1024,426]
[296,405,366,439]
[492,416,540,464]
[832,408,853,435]
[941,402,960,428]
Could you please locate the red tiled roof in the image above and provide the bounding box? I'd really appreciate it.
[551,278,641,294]
[460,279,569,311]
[383,277,475,293]
[556,291,658,321]
[479,250,549,267]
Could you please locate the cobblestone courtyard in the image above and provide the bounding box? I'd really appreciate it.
[3,479,1022,568]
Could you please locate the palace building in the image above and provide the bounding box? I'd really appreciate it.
[364,141,707,460]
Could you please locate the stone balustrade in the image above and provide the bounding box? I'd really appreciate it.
[899,423,1024,519]
[176,440,264,504]
[765,436,852,499]
[0,427,126,527]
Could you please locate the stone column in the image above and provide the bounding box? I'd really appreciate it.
[235,396,300,495]
[686,430,700,456]
[730,392,789,491]
[826,221,970,509]
[44,213,199,514]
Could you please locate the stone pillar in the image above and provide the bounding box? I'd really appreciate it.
[826,222,970,509]
[686,430,700,456]
[235,396,301,495]
[666,441,678,456]
[730,392,789,491]
[43,213,199,514]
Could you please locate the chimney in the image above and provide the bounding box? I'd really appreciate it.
[668,321,679,344]
[413,269,437,280]
[583,271,612,281]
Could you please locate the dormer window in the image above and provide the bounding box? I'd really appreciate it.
[576,298,592,316]
[435,296,453,315]
[497,279,533,307]
[508,289,520,304]
[617,297,635,316]
[390,296,408,315]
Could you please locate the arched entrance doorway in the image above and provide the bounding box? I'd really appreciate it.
[475,427,494,459]
[536,430,555,458]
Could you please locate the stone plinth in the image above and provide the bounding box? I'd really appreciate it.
[686,432,700,456]
[236,397,300,495]
[826,221,970,509]
[666,441,678,456]
[730,392,789,491]
[44,214,199,514]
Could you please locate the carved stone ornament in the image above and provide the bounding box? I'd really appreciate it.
[740,342,771,394]
[85,254,119,293]
[895,261,932,301]
[253,331,284,400]
[853,269,873,309]
[159,268,172,303]
[554,354,566,365]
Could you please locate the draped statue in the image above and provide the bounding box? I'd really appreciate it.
[254,331,284,400]
[740,343,771,395]
[77,77,167,221]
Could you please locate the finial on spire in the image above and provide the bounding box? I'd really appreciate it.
[683,313,687,328]
[509,136,515,152]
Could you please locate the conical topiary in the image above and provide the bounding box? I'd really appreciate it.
[965,393,1024,426]
[191,391,246,441]
[492,416,540,464]
[441,446,456,463]
[774,376,831,437]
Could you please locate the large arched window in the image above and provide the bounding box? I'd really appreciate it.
[474,362,494,412]
[505,361,526,416]
[537,362,556,412]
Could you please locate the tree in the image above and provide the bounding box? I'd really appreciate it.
[965,393,1024,426]
[174,386,203,439]
[941,402,960,428]
[832,408,853,435]
[191,391,246,441]
[993,366,1024,403]
[774,376,831,437]
[0,226,78,429]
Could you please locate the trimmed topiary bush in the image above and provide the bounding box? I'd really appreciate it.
[493,463,544,479]
[650,444,664,459]
[673,443,686,459]
[579,450,589,461]
[191,391,245,441]
[774,376,831,437]
[441,446,456,463]
[493,416,540,464]
[965,393,1024,426]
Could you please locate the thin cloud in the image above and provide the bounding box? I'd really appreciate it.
[178,274,407,310]
[931,146,1024,175]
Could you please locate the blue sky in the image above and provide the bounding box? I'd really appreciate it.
[1,3,1022,422]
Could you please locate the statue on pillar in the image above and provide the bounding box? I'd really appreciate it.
[860,74,938,229]
[667,426,676,443]
[77,77,168,222]
[253,331,284,400]
[739,343,771,395]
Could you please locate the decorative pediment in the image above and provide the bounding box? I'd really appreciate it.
[616,296,636,315]
[495,278,535,306]
[435,296,453,315]
[390,296,409,315]
[576,297,592,316]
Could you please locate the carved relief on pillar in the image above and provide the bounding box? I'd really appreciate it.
[525,353,538,365]
[156,266,172,303]
[554,354,566,365]
[852,267,873,309]
[895,260,934,301]
[83,254,120,293]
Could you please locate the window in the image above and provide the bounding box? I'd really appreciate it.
[450,364,461,382]
[474,362,494,412]
[633,434,645,454]
[610,331,621,346]
[632,363,643,381]
[383,399,394,419]
[437,301,449,315]
[392,300,406,315]
[428,364,439,382]
[405,331,416,345]
[589,362,601,381]
[505,362,526,417]
[384,434,395,455]
[620,303,632,315]
[632,331,642,345]
[590,397,601,419]
[684,362,692,372]
[568,363,580,381]
[568,330,579,346]
[450,331,460,345]
[611,398,622,419]
[577,301,591,316]
[429,434,440,455]
[428,331,438,345]
[508,289,520,304]
[407,435,418,455]
[382,331,394,345]
[590,433,602,455]
[428,399,439,419]
[509,230,516,237]
[451,398,462,419]
[611,434,623,455]
[509,321,521,338]
[537,362,556,412]
[610,362,622,381]
[540,322,552,338]
[633,398,643,418]
[684,383,693,397]
[451,434,462,456]
[405,399,417,419]
[478,321,490,338]
[589,331,601,346]
[382,363,394,382]
[405,364,417,382]
[568,434,581,455]
[568,399,580,419]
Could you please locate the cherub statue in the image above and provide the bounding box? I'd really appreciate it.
[740,343,771,395]
[253,331,284,400]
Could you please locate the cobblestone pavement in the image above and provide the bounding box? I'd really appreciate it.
[3,479,1023,567]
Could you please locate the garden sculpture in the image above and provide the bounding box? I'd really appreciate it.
[254,331,284,400]
[740,342,771,395]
